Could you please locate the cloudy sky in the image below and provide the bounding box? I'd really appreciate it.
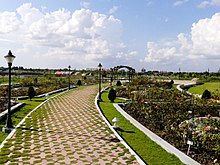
[0,0,220,72]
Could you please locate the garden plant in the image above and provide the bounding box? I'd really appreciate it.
[108,88,116,102]
[115,77,220,164]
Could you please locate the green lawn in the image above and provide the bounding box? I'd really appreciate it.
[99,90,184,165]
[188,82,220,96]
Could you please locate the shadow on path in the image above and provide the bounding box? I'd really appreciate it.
[17,126,120,143]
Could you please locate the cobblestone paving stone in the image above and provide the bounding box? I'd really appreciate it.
[1,86,139,165]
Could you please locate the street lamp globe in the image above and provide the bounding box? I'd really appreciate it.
[4,50,16,64]
[98,63,102,69]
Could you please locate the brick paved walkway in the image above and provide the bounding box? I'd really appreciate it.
[0,86,139,164]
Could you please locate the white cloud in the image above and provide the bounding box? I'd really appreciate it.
[198,0,220,8]
[191,13,220,56]
[143,13,220,71]
[0,11,20,33]
[108,6,119,14]
[16,3,43,26]
[144,42,177,63]
[0,3,132,69]
[173,0,189,6]
[80,1,90,8]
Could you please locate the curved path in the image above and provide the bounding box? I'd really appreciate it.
[1,86,138,164]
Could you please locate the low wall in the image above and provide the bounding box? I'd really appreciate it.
[1,86,77,119]
[0,102,25,120]
[17,85,76,100]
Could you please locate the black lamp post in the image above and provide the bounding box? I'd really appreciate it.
[2,50,16,133]
[98,63,102,102]
[68,65,71,90]
[110,68,113,87]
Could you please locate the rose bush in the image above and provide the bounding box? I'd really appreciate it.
[116,77,220,164]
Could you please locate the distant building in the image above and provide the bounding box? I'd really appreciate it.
[55,71,73,76]
[85,68,97,71]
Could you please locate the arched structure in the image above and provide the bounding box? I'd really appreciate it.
[111,65,135,82]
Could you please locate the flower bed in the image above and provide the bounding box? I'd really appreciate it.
[116,77,220,164]
[179,116,219,163]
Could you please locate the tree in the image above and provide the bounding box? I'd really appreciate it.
[34,78,38,84]
[77,80,82,86]
[167,79,174,89]
[202,89,211,99]
[116,80,122,86]
[28,86,36,100]
[108,88,116,102]
[141,68,146,73]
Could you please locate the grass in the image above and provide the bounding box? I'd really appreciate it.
[99,90,185,165]
[188,82,220,96]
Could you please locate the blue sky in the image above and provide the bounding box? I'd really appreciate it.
[0,0,220,72]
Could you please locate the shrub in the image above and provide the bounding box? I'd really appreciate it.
[116,80,122,86]
[108,88,116,102]
[28,86,36,100]
[170,79,174,85]
[34,78,38,84]
[77,80,82,86]
[202,89,211,99]
[165,80,174,89]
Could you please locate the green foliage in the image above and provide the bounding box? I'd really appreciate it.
[167,79,174,89]
[202,89,211,99]
[28,86,36,100]
[114,77,220,164]
[179,116,220,159]
[108,88,116,102]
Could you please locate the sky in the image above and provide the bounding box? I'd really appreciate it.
[0,0,220,72]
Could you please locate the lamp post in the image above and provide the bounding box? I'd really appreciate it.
[98,63,102,102]
[68,65,71,90]
[110,68,113,87]
[2,50,16,133]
